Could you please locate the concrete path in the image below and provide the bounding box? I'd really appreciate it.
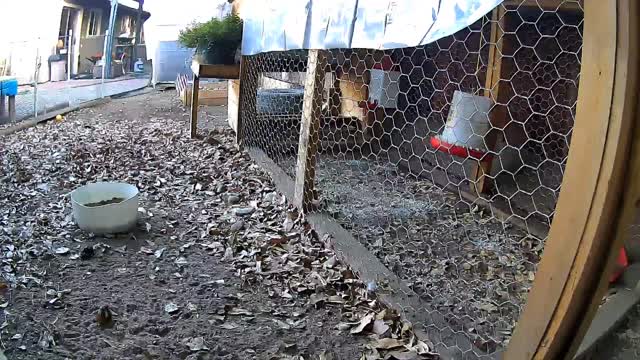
[12,77,149,121]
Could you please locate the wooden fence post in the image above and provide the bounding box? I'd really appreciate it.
[236,57,247,148]
[190,75,200,139]
[470,6,508,194]
[294,50,327,211]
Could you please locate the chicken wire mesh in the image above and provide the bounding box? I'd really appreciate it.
[241,1,584,357]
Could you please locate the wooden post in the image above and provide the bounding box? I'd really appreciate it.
[190,75,200,138]
[8,96,15,123]
[470,6,508,194]
[504,1,638,358]
[235,57,250,148]
[0,95,5,119]
[294,50,327,211]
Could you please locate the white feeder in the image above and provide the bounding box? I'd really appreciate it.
[430,90,493,159]
[71,182,140,234]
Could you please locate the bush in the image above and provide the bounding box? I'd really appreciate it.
[178,14,243,50]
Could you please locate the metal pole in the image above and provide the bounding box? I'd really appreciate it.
[101,30,109,98]
[67,29,73,81]
[104,0,119,79]
[133,0,144,72]
[33,41,40,117]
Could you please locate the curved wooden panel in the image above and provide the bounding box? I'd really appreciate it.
[506,0,639,358]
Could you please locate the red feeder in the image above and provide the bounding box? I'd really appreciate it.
[430,136,491,161]
[610,247,628,283]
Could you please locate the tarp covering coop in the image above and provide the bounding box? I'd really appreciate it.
[241,0,503,55]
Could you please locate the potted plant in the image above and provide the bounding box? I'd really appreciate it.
[179,14,243,65]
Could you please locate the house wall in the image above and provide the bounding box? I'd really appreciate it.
[76,4,148,74]
[77,2,110,73]
[0,0,65,84]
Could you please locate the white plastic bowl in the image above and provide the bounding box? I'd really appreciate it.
[71,182,140,234]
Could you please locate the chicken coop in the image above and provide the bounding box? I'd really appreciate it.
[218,0,640,359]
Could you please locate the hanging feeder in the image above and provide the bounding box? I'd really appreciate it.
[430,90,493,160]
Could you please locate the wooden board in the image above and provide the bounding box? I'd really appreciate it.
[181,87,227,107]
[575,284,640,358]
[503,0,583,10]
[228,79,240,133]
[504,1,634,359]
[191,61,240,79]
[294,50,327,211]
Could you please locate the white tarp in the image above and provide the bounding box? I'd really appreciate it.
[241,0,503,55]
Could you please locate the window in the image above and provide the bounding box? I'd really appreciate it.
[87,9,102,36]
[120,15,134,36]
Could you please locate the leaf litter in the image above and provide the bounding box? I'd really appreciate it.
[0,91,438,359]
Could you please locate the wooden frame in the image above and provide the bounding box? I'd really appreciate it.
[505,1,639,358]
[189,61,241,138]
[191,62,241,80]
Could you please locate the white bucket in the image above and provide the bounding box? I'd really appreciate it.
[71,182,140,234]
[439,91,493,151]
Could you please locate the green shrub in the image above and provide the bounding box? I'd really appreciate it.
[178,14,243,50]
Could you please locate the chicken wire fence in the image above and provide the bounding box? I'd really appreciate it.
[241,1,584,357]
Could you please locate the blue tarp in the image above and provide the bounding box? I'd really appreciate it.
[241,0,503,55]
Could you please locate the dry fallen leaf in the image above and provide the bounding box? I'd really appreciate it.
[373,338,404,350]
[384,351,418,360]
[184,337,209,352]
[372,319,390,336]
[410,340,434,356]
[55,247,70,255]
[139,247,154,255]
[227,307,253,316]
[219,322,239,330]
[164,303,180,314]
[350,313,375,334]
[319,350,335,360]
[273,319,291,330]
[478,302,498,313]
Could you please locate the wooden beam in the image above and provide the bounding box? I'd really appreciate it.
[190,75,200,138]
[294,50,327,211]
[191,62,241,79]
[0,95,5,119]
[504,1,630,358]
[503,0,583,11]
[470,6,508,195]
[538,1,639,358]
[8,96,15,123]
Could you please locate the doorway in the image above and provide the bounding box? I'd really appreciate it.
[58,6,82,78]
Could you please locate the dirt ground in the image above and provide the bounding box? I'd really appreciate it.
[311,155,536,351]
[0,90,433,360]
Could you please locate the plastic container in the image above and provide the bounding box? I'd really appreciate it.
[71,182,139,234]
[134,58,145,73]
